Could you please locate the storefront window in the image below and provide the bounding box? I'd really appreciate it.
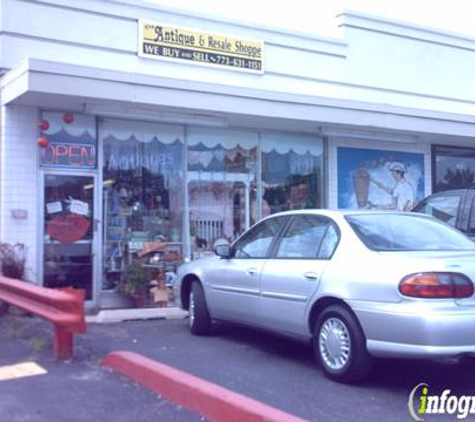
[39,112,96,169]
[433,145,475,192]
[101,120,184,292]
[99,119,325,301]
[261,133,323,213]
[187,128,258,258]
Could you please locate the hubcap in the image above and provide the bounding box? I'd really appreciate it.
[189,291,195,327]
[319,317,351,370]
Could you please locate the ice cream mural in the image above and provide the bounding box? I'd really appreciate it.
[337,147,425,210]
[352,168,371,208]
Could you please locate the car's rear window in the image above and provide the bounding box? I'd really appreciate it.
[346,214,475,251]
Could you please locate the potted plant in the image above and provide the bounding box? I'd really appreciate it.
[121,261,150,307]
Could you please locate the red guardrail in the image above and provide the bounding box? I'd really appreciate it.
[0,275,86,359]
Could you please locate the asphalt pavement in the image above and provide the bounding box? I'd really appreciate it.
[0,311,204,422]
[2,309,475,422]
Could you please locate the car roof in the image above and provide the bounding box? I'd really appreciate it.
[266,209,420,219]
[426,188,471,195]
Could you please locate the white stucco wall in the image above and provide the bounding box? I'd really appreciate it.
[0,0,346,95]
[0,105,39,281]
[1,0,474,125]
[339,12,475,116]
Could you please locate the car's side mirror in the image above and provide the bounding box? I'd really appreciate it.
[214,244,232,258]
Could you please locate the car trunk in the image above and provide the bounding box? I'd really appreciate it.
[380,250,475,306]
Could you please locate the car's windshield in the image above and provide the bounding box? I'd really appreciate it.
[346,214,475,251]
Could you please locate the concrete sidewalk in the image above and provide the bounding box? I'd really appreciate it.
[85,306,188,324]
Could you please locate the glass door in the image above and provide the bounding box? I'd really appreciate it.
[42,173,100,305]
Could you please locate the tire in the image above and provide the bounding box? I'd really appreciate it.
[313,305,373,383]
[189,281,211,335]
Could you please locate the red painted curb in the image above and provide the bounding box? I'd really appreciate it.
[102,351,307,422]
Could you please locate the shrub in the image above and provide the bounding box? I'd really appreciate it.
[0,243,27,315]
[0,243,26,279]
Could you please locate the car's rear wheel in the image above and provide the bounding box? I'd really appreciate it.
[314,305,373,383]
[189,281,211,335]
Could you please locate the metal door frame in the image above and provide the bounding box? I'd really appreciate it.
[38,168,102,311]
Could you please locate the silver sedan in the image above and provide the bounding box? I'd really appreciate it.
[175,210,475,382]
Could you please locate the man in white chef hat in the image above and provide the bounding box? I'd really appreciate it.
[370,162,415,211]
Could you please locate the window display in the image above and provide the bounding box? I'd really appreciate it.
[186,129,324,258]
[99,119,324,306]
[39,112,96,169]
[187,127,258,258]
[101,119,184,296]
[432,145,475,192]
[261,133,323,213]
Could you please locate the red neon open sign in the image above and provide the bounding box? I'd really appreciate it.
[40,143,96,168]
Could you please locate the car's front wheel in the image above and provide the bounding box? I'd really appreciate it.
[189,281,211,335]
[314,305,373,383]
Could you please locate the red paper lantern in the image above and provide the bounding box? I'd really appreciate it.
[38,120,50,131]
[63,112,74,124]
[37,136,49,148]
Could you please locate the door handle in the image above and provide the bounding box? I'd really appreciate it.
[303,272,319,281]
[247,267,258,275]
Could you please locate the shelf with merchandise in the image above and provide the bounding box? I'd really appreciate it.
[138,242,182,307]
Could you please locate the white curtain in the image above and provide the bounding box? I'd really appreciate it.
[42,112,95,139]
[187,127,258,149]
[99,118,184,144]
[261,133,323,155]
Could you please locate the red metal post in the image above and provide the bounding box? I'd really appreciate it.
[0,276,86,359]
[54,325,74,360]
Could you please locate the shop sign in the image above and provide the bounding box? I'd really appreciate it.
[138,20,264,73]
[40,142,96,169]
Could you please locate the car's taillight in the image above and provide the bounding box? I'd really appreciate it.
[399,272,474,299]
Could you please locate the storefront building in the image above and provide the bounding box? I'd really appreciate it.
[1,0,475,310]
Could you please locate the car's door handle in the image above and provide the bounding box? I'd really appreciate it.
[303,272,319,281]
[247,267,258,275]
